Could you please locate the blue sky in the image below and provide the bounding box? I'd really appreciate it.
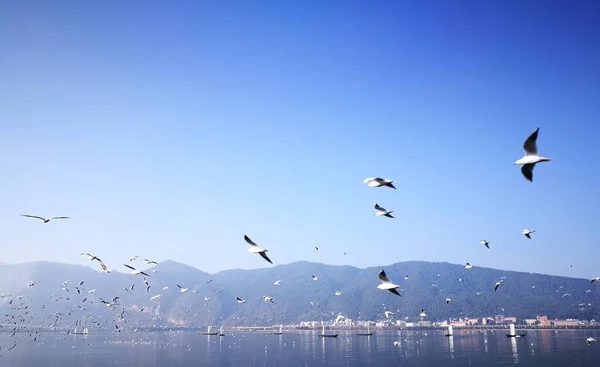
[1,0,599,278]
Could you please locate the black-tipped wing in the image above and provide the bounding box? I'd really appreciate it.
[20,214,46,221]
[384,212,394,218]
[521,164,534,182]
[523,127,539,155]
[259,252,273,264]
[385,182,396,189]
[592,279,597,284]
[51,216,70,220]
[525,233,531,239]
[388,288,401,296]
[494,283,500,292]
[123,264,136,271]
[236,297,244,302]
[177,284,183,289]
[140,271,150,277]
[378,269,390,283]
[374,203,385,211]
[244,235,258,247]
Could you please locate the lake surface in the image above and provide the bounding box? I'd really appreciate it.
[1,329,599,366]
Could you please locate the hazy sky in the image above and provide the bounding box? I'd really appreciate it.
[1,1,599,278]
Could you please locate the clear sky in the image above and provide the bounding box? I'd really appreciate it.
[1,0,599,278]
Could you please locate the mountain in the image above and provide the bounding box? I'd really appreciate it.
[1,260,598,329]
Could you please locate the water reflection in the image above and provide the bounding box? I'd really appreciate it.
[511,337,519,363]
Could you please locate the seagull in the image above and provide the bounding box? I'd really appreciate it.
[244,235,273,264]
[144,259,159,265]
[204,296,211,301]
[374,204,394,218]
[384,311,394,318]
[586,337,597,346]
[363,177,396,189]
[494,281,504,292]
[315,246,319,252]
[514,127,551,182]
[522,229,535,239]
[273,280,281,286]
[465,263,473,269]
[176,284,188,293]
[263,296,274,304]
[334,291,342,296]
[419,309,427,317]
[377,269,401,296]
[404,275,409,280]
[123,264,150,276]
[150,295,161,301]
[20,214,70,223]
[312,275,319,281]
[445,298,452,304]
[236,297,246,304]
[80,253,101,262]
[481,240,490,249]
[591,277,600,284]
[129,256,139,262]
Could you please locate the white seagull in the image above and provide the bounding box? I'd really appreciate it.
[363,177,396,189]
[481,240,490,249]
[236,297,246,304]
[384,311,394,318]
[144,259,159,265]
[20,214,70,223]
[374,204,394,218]
[591,277,600,284]
[514,127,551,182]
[587,337,597,346]
[273,280,281,286]
[176,284,189,293]
[465,263,473,269]
[263,296,274,304]
[123,264,150,276]
[377,269,401,296]
[244,235,273,264]
[150,295,161,301]
[522,229,536,239]
[494,280,504,292]
[445,298,452,304]
[312,275,319,281]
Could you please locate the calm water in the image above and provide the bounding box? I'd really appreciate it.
[1,329,599,366]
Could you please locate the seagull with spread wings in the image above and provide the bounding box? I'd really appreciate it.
[363,177,396,189]
[20,214,70,223]
[377,269,401,296]
[514,127,551,182]
[374,203,395,218]
[244,235,273,264]
[123,264,150,277]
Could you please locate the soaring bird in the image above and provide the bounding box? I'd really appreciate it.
[591,277,600,284]
[236,297,246,304]
[176,284,189,293]
[377,269,401,296]
[244,235,273,264]
[494,281,504,292]
[263,296,274,304]
[587,337,597,346]
[514,127,551,182]
[363,177,396,189]
[465,263,473,269]
[20,214,70,223]
[522,229,535,239]
[445,298,452,304]
[123,264,150,277]
[374,204,394,218]
[481,240,490,249]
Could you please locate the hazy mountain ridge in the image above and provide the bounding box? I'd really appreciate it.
[1,260,598,328]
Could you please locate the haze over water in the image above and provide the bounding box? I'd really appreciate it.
[1,330,599,366]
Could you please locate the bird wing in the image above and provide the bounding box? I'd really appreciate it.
[523,127,539,155]
[388,288,401,296]
[20,214,46,221]
[140,271,151,277]
[378,269,391,283]
[51,217,70,220]
[384,212,395,218]
[259,252,273,264]
[123,264,136,271]
[494,284,500,292]
[592,279,597,284]
[385,182,397,189]
[525,233,531,239]
[521,164,535,182]
[363,177,377,183]
[244,235,258,247]
[374,203,385,211]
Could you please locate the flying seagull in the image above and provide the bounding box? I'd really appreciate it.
[514,127,551,182]
[384,311,394,318]
[494,281,504,292]
[20,214,69,223]
[334,291,342,296]
[363,177,396,189]
[236,297,246,304]
[123,264,150,277]
[244,235,273,264]
[587,337,597,346]
[312,275,319,281]
[591,277,600,284]
[465,263,473,269]
[144,259,159,265]
[263,296,274,304]
[176,284,188,293]
[377,269,401,296]
[522,229,535,239]
[273,280,281,286]
[481,240,490,249]
[374,204,394,218]
[445,298,452,304]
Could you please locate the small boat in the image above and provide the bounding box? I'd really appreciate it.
[318,322,338,338]
[273,324,283,335]
[219,326,225,337]
[199,325,218,336]
[356,323,372,336]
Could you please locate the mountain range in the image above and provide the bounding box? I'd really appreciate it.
[1,260,598,329]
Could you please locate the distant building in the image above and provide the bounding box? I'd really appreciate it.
[552,319,580,327]
[504,317,517,324]
[418,321,432,327]
[537,315,551,327]
[465,318,479,325]
[495,315,505,324]
[524,319,538,326]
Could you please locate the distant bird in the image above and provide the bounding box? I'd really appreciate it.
[150,295,161,301]
[514,127,551,182]
[377,269,401,297]
[419,309,427,317]
[404,275,409,280]
[20,214,70,223]
[123,264,150,277]
[236,297,246,304]
[481,240,490,249]
[273,280,281,286]
[129,256,139,262]
[393,341,400,346]
[465,263,473,269]
[374,204,394,218]
[445,298,452,304]
[522,229,535,239]
[384,311,394,318]
[587,337,597,346]
[263,296,274,304]
[204,296,211,301]
[312,275,319,281]
[244,235,273,264]
[591,277,600,284]
[144,259,159,265]
[80,253,101,262]
[315,246,319,252]
[176,284,188,293]
[494,281,504,292]
[334,291,342,296]
[363,177,396,189]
